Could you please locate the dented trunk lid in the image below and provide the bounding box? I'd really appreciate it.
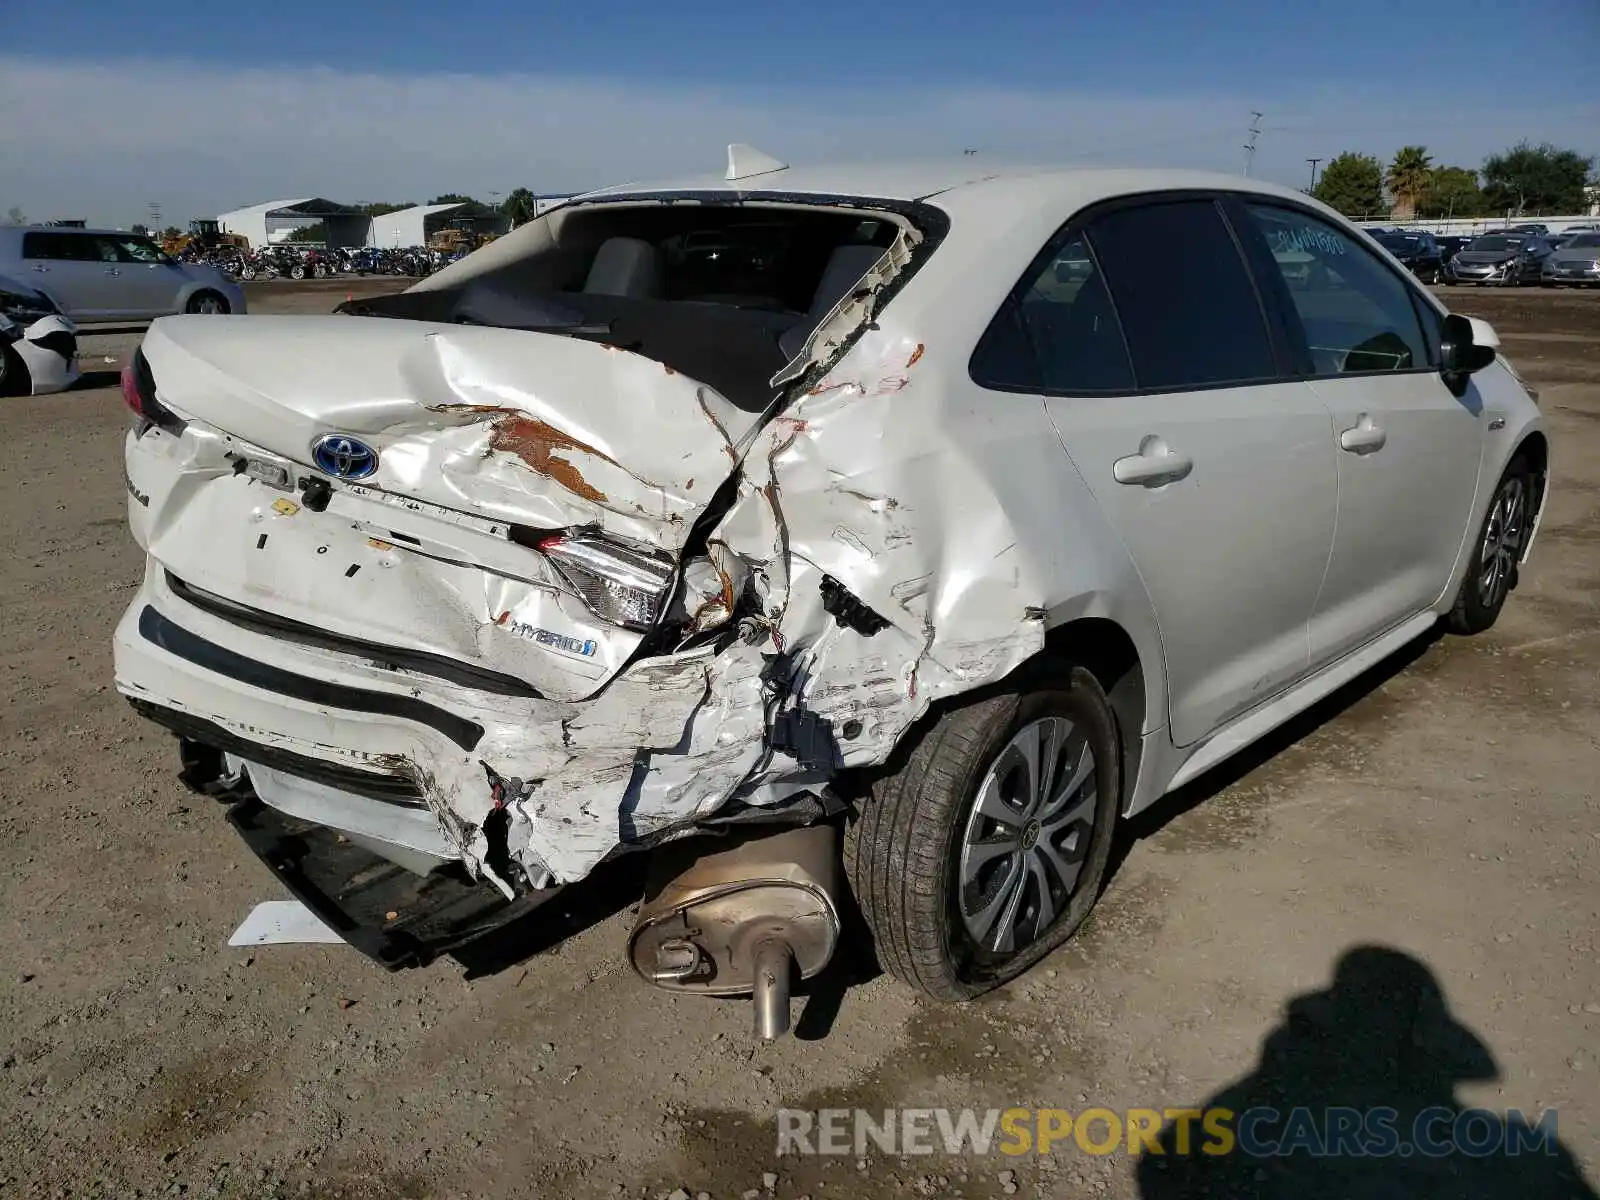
[141,314,753,548]
[133,314,757,700]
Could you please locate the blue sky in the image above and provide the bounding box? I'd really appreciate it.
[3,0,1596,225]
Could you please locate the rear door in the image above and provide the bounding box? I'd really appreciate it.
[1232,200,1483,667]
[984,195,1339,747]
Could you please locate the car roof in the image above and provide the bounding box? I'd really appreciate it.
[578,159,1325,212]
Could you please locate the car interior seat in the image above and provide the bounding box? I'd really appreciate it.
[584,237,664,298]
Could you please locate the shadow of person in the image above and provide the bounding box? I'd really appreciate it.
[1136,945,1597,1200]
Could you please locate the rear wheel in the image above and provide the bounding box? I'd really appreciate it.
[846,668,1121,1000]
[186,290,229,315]
[1447,456,1533,635]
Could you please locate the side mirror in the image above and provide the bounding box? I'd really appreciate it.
[1440,313,1496,393]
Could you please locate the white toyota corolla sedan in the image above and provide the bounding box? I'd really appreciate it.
[113,150,1546,1036]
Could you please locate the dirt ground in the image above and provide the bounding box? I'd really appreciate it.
[2,278,1597,1199]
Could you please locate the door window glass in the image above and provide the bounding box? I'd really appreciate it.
[1243,203,1430,375]
[1086,200,1278,390]
[970,236,1136,393]
[1017,236,1136,392]
[112,237,165,264]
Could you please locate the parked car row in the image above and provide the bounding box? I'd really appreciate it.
[1364,223,1600,289]
[1444,230,1600,287]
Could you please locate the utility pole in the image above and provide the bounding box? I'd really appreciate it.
[1242,111,1264,177]
[147,201,162,232]
[1306,157,1323,193]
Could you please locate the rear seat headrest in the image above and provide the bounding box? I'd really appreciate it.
[584,237,663,298]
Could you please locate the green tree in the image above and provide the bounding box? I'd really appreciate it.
[286,221,328,243]
[1482,142,1593,214]
[1385,145,1434,217]
[430,193,492,218]
[1312,152,1385,218]
[358,201,413,217]
[4,206,24,226]
[1416,166,1486,219]
[502,187,539,227]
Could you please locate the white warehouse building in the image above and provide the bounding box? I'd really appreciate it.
[216,197,370,249]
[217,194,573,250]
[367,203,466,248]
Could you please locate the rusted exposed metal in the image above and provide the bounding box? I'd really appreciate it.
[485,415,614,504]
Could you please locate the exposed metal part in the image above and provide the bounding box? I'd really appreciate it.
[751,939,794,1040]
[819,574,890,635]
[628,824,841,1037]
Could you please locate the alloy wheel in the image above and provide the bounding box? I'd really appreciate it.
[1478,476,1527,609]
[957,717,1098,958]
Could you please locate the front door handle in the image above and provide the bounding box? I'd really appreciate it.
[31,264,47,272]
[105,267,122,276]
[1113,438,1193,486]
[1339,415,1387,454]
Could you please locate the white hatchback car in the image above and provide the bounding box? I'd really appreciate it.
[0,226,245,322]
[114,154,1545,1033]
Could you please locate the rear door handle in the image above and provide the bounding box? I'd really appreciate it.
[31,264,48,272]
[1339,415,1387,454]
[1113,440,1193,486]
[105,267,121,276]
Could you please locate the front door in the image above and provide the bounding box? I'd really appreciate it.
[989,197,1338,747]
[1234,201,1483,666]
[106,234,186,318]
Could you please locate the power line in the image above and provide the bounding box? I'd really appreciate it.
[1243,111,1264,177]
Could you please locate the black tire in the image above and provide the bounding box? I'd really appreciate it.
[845,667,1121,1001]
[185,290,230,315]
[0,342,31,397]
[1447,456,1534,636]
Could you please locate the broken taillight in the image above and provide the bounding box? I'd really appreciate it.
[511,528,675,632]
[121,350,185,434]
[119,360,144,417]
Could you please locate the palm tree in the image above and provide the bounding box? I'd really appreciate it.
[1386,146,1434,219]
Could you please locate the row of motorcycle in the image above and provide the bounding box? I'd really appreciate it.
[175,245,456,280]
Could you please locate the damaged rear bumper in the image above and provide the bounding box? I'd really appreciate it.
[222,792,555,970]
[113,564,802,889]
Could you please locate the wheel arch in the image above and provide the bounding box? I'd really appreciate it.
[1040,616,1149,817]
[1512,429,1549,561]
